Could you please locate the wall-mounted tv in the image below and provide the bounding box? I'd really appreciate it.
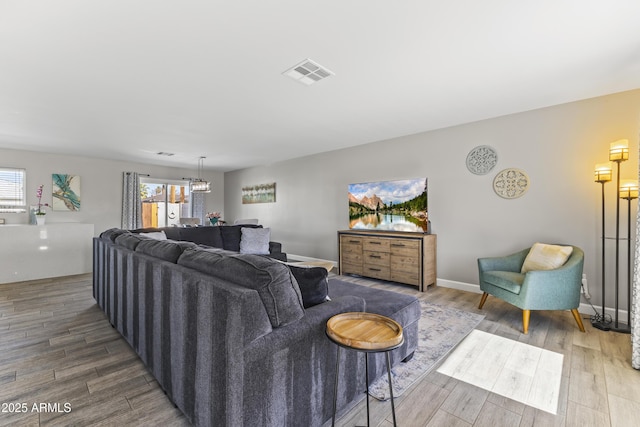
[348,177,428,233]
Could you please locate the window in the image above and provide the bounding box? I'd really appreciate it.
[0,168,26,213]
[140,178,194,228]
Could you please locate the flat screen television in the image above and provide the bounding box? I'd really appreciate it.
[348,177,428,232]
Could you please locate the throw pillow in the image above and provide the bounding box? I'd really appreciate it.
[286,264,331,308]
[240,227,270,255]
[139,230,167,240]
[521,243,573,273]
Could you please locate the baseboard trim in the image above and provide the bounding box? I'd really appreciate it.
[437,278,483,294]
[435,278,625,319]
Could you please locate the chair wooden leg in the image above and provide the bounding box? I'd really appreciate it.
[571,309,586,332]
[522,310,530,334]
[478,292,488,309]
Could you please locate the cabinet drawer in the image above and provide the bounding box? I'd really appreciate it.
[391,255,420,273]
[364,251,390,266]
[389,239,420,256]
[363,238,390,252]
[341,263,363,275]
[341,236,363,245]
[363,264,390,280]
[342,252,363,265]
[391,271,420,287]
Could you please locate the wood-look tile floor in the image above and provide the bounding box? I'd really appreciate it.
[1,274,640,426]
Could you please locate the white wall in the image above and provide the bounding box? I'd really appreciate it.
[0,148,225,234]
[225,89,640,308]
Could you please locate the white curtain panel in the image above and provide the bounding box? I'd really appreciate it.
[121,172,142,230]
[191,191,205,224]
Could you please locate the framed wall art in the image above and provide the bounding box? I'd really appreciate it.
[242,182,276,204]
[52,174,81,211]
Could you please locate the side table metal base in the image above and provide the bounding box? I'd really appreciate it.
[331,347,398,427]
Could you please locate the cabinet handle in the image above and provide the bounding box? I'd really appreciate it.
[369,255,381,259]
[368,268,381,272]
[368,241,381,245]
[349,240,361,244]
[391,244,406,247]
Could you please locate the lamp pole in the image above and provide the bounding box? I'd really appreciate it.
[609,140,629,332]
[593,164,612,331]
[613,180,637,334]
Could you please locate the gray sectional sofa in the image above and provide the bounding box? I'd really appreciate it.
[93,228,420,426]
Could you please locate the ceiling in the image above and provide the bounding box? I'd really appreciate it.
[1,1,640,172]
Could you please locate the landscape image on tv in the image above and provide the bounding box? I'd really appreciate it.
[348,177,428,232]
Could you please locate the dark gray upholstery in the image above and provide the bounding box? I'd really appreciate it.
[209,254,305,327]
[114,232,144,250]
[135,239,197,263]
[130,224,286,260]
[93,234,419,427]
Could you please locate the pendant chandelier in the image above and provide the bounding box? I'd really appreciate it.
[190,156,211,193]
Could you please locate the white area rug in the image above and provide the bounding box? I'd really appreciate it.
[368,300,484,400]
[437,329,564,414]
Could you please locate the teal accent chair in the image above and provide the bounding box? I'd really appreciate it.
[477,246,586,334]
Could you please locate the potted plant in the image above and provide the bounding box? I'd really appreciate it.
[35,184,50,225]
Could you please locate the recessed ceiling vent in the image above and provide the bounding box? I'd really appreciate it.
[283,59,334,86]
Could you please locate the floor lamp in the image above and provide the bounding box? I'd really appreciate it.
[592,163,612,330]
[609,139,630,333]
[615,179,638,333]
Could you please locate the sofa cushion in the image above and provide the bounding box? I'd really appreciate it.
[521,243,573,273]
[240,227,271,255]
[285,264,330,308]
[138,230,167,240]
[136,239,197,263]
[100,228,130,242]
[132,226,182,240]
[178,226,223,248]
[177,247,229,274]
[212,254,304,327]
[483,271,525,294]
[328,279,421,328]
[114,233,145,250]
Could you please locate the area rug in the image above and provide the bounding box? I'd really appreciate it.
[368,300,484,400]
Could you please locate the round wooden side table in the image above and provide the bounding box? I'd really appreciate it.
[326,312,404,427]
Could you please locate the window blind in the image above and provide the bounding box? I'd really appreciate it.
[0,168,26,212]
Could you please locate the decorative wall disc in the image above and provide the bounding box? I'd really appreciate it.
[466,145,498,175]
[493,168,530,199]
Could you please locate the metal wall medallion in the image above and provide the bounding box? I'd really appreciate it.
[466,145,498,175]
[493,168,529,199]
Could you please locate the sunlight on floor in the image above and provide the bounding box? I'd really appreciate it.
[437,329,564,414]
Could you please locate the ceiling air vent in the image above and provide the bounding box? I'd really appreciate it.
[283,59,334,86]
[156,152,175,156]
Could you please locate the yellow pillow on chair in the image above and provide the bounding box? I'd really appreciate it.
[521,243,573,273]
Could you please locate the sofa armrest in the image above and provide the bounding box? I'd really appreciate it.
[243,295,365,357]
[478,248,530,274]
[240,295,366,425]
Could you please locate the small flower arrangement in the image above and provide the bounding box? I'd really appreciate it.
[206,211,222,225]
[36,184,50,215]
